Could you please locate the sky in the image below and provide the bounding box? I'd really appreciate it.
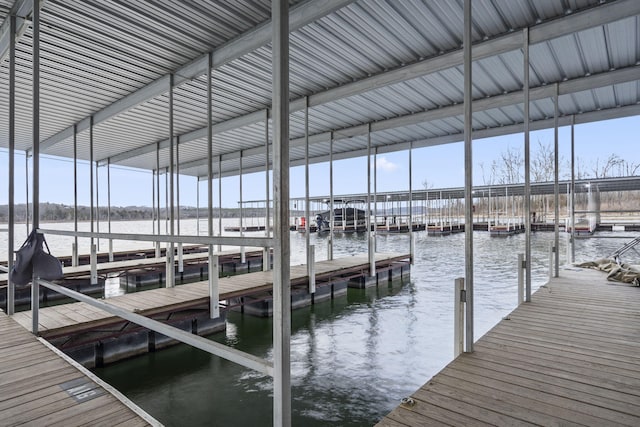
[1,115,639,209]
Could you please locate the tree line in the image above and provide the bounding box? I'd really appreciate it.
[0,203,268,223]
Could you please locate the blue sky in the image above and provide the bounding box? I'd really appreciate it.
[1,115,638,208]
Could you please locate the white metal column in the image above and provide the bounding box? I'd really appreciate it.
[264,109,271,271]
[31,2,40,334]
[570,115,576,262]
[329,133,334,260]
[7,14,16,315]
[167,74,175,287]
[463,0,474,353]
[553,83,560,276]
[409,144,415,265]
[304,97,314,291]
[206,52,218,318]
[367,124,375,276]
[523,27,532,302]
[272,0,291,424]
[107,158,113,262]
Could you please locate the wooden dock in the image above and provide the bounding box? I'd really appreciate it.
[0,311,158,426]
[11,252,408,338]
[378,266,640,426]
[0,247,265,284]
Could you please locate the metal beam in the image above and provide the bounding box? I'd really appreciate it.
[38,228,274,247]
[0,0,33,63]
[186,65,640,176]
[104,110,267,165]
[204,103,640,180]
[106,0,640,168]
[41,0,356,153]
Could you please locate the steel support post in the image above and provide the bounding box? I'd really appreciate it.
[570,116,576,263]
[156,142,161,258]
[240,151,245,264]
[73,125,78,267]
[167,75,175,288]
[25,153,29,232]
[374,148,378,251]
[31,6,39,232]
[177,135,183,273]
[31,3,40,333]
[409,144,414,265]
[454,277,464,357]
[218,156,223,252]
[308,245,315,294]
[305,97,312,283]
[196,177,200,236]
[548,241,554,281]
[553,83,560,276]
[7,15,16,315]
[107,159,113,262]
[264,109,271,271]
[463,0,474,353]
[89,117,97,286]
[272,0,292,423]
[207,52,215,289]
[209,254,219,319]
[96,161,100,252]
[523,27,532,302]
[367,124,375,276]
[329,133,334,260]
[517,253,524,305]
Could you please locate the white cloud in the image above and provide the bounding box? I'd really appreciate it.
[376,156,398,172]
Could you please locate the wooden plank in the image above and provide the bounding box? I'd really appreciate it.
[440,363,640,424]
[411,382,539,426]
[34,394,127,427]
[452,355,640,413]
[476,337,640,378]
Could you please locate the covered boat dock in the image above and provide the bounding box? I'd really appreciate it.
[1,0,640,425]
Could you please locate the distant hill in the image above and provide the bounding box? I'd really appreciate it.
[0,203,269,223]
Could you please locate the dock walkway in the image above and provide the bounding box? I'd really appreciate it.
[378,267,640,426]
[0,247,264,284]
[0,311,157,426]
[11,252,408,337]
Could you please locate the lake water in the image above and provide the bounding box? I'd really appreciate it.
[1,219,632,426]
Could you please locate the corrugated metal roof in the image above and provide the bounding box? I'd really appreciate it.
[0,0,638,181]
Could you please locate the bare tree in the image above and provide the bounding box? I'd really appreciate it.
[591,154,624,178]
[422,179,434,190]
[480,160,498,186]
[531,140,557,182]
[497,146,523,184]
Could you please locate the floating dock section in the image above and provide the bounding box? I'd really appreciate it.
[11,252,409,368]
[378,267,640,426]
[0,247,269,309]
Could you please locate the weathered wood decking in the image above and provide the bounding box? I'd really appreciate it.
[378,266,640,426]
[11,252,408,337]
[0,311,158,426]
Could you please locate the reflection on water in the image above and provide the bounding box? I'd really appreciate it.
[10,220,630,426]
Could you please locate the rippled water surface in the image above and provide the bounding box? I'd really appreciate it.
[2,219,631,426]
